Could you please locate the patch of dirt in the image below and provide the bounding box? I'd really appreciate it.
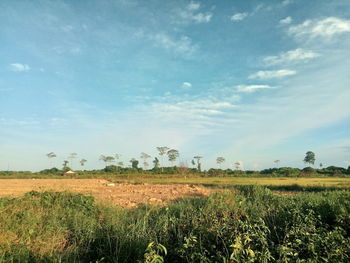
[0,179,211,208]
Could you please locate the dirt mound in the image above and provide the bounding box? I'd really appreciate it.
[0,179,210,208]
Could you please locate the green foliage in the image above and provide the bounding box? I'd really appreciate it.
[39,167,61,174]
[304,151,316,166]
[2,187,350,262]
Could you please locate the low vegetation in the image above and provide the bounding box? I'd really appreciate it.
[1,186,349,262]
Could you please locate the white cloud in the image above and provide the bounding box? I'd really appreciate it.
[279,16,292,25]
[231,13,248,21]
[187,2,200,11]
[182,82,192,89]
[9,63,30,72]
[249,69,296,80]
[153,33,197,55]
[263,48,320,66]
[192,13,212,23]
[236,85,274,93]
[177,2,212,24]
[289,17,350,40]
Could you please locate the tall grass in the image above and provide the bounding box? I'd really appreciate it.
[1,186,349,262]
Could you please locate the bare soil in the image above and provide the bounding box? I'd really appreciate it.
[0,179,211,208]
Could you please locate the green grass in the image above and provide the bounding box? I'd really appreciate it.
[1,186,350,262]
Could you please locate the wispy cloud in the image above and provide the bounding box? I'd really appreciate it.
[152,33,197,55]
[249,69,296,80]
[177,1,212,24]
[279,16,292,25]
[9,63,30,72]
[263,48,320,66]
[230,12,248,22]
[236,85,274,93]
[289,17,350,40]
[182,82,192,89]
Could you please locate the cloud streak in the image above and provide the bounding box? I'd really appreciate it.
[289,17,350,40]
[249,69,296,80]
[236,85,274,93]
[263,48,320,66]
[231,13,248,21]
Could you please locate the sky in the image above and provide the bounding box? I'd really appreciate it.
[1,0,350,171]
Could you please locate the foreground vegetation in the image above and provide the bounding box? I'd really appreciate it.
[1,186,349,262]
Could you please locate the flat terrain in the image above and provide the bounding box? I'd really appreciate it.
[109,176,350,188]
[0,179,210,207]
[0,177,349,207]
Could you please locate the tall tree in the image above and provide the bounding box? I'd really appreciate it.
[167,149,179,166]
[193,156,202,172]
[99,155,115,167]
[46,152,57,168]
[62,160,69,171]
[153,157,160,169]
[216,157,225,169]
[68,153,77,170]
[304,151,316,166]
[80,159,87,167]
[140,152,151,170]
[234,161,241,170]
[130,158,139,169]
[157,146,170,172]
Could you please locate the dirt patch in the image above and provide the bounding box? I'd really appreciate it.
[0,179,211,208]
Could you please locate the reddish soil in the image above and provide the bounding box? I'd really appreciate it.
[0,179,211,208]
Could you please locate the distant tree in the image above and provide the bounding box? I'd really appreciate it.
[117,161,124,167]
[114,154,122,165]
[157,146,170,172]
[68,153,77,170]
[80,159,87,167]
[62,160,69,171]
[304,151,316,166]
[191,159,196,167]
[234,161,241,170]
[100,155,115,167]
[140,152,151,170]
[216,157,225,169]
[167,149,179,166]
[153,157,160,169]
[319,163,323,168]
[46,152,57,168]
[193,156,202,172]
[130,158,139,169]
[274,160,280,167]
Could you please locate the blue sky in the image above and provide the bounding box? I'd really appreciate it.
[1,0,350,171]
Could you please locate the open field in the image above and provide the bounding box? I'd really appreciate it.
[1,186,350,262]
[0,179,210,208]
[106,176,350,188]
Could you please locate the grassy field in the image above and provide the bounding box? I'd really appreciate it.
[109,176,350,188]
[1,173,350,188]
[1,186,349,262]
